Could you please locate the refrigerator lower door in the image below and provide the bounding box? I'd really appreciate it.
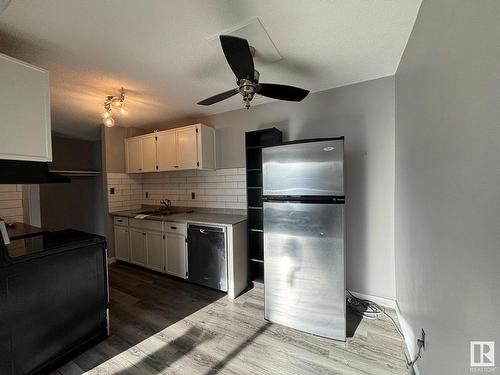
[263,200,345,340]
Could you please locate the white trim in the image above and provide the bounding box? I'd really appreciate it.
[108,257,117,264]
[395,301,421,375]
[348,290,396,309]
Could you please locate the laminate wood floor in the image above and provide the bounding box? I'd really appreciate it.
[53,263,411,375]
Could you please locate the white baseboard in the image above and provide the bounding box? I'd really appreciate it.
[108,257,117,264]
[347,290,396,309]
[395,301,421,375]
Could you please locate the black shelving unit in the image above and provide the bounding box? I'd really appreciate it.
[245,128,283,283]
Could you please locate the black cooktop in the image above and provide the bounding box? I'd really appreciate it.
[1,229,105,263]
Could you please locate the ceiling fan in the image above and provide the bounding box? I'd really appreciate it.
[197,35,309,109]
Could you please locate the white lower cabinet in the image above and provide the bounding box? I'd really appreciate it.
[165,232,187,278]
[116,218,185,277]
[114,225,130,261]
[146,231,165,273]
[129,229,147,266]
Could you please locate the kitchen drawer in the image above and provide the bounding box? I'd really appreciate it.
[113,216,129,227]
[129,218,163,232]
[164,222,186,235]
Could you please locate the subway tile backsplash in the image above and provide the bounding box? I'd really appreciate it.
[106,168,247,212]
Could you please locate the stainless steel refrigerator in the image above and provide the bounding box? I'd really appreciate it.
[262,137,345,341]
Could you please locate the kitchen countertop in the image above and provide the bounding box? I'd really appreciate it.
[110,207,247,226]
[6,222,48,240]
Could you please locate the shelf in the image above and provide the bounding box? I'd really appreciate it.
[245,127,282,282]
[50,170,101,177]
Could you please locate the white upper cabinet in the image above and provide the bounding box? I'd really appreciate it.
[156,130,177,170]
[125,124,215,173]
[0,53,52,162]
[176,126,198,170]
[126,138,142,173]
[125,134,157,173]
[141,134,157,172]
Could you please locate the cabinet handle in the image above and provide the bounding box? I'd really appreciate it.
[138,168,142,171]
[174,166,179,168]
[170,226,177,230]
[117,219,123,223]
[142,232,146,235]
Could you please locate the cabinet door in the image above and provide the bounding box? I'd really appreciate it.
[114,226,130,261]
[176,127,198,170]
[156,131,177,171]
[0,53,51,162]
[126,138,142,173]
[141,135,157,172]
[129,229,146,266]
[166,233,187,278]
[146,231,165,272]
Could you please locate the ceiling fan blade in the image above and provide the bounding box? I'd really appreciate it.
[258,83,309,102]
[219,35,255,81]
[197,88,239,105]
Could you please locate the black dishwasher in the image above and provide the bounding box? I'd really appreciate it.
[187,224,227,292]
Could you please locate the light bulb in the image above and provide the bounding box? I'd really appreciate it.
[112,99,122,109]
[104,116,115,127]
[102,111,111,119]
[120,106,128,116]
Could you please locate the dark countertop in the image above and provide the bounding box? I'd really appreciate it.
[6,222,48,240]
[110,207,247,226]
[1,229,106,265]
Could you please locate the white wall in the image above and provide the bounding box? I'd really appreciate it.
[152,76,396,300]
[395,1,500,373]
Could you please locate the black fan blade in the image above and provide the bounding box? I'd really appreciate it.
[258,83,309,102]
[197,88,239,105]
[220,35,255,80]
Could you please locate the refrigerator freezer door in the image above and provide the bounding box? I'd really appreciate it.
[262,139,344,197]
[263,200,345,340]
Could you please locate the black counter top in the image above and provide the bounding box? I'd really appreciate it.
[1,229,106,266]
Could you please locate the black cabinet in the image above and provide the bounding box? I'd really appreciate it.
[0,230,108,374]
[245,128,282,282]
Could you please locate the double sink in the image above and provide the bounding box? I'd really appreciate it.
[133,207,194,218]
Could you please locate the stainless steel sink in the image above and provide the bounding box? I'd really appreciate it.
[134,208,193,216]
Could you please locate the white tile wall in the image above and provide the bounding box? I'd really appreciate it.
[106,173,143,212]
[0,184,24,223]
[106,168,247,212]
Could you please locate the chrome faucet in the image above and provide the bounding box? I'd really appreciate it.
[160,199,172,209]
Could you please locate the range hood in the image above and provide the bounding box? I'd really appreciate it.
[0,160,70,184]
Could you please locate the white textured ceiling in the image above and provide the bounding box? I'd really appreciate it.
[0,0,421,139]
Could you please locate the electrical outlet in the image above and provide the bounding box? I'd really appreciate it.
[418,329,426,350]
[191,192,195,199]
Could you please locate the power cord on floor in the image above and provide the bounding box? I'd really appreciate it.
[346,290,423,370]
